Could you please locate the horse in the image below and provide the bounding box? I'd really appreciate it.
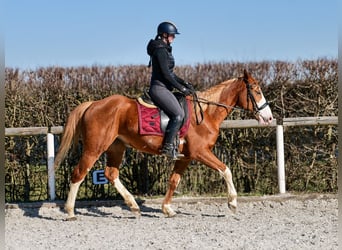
[54,69,273,220]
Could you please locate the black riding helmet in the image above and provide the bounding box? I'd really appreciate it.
[157,22,180,36]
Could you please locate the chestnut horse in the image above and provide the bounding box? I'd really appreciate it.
[54,69,273,220]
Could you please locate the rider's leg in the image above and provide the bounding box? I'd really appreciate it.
[149,83,185,159]
[161,114,183,159]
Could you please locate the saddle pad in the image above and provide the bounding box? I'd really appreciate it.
[136,101,190,137]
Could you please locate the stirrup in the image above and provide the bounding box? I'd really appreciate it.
[162,151,184,160]
[161,144,184,160]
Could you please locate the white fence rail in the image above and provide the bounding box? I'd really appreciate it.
[5,116,338,200]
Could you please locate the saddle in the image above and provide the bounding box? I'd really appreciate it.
[136,89,190,137]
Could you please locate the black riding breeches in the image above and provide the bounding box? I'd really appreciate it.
[149,82,185,122]
[149,81,185,145]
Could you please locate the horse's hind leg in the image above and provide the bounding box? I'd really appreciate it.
[65,152,100,220]
[104,140,141,217]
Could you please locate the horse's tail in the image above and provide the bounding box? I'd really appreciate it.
[54,101,93,170]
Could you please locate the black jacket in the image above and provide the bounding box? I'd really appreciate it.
[147,39,186,91]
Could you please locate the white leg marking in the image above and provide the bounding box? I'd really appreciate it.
[162,176,181,217]
[219,168,237,211]
[65,180,82,218]
[162,204,176,217]
[114,178,140,213]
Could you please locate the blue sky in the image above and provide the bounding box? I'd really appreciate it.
[5,0,337,69]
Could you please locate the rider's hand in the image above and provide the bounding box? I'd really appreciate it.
[181,87,193,96]
[184,82,195,91]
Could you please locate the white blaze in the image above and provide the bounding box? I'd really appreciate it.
[257,94,273,124]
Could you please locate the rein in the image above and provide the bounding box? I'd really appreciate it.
[191,93,205,125]
[196,97,245,111]
[190,94,245,125]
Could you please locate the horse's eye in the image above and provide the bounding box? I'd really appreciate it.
[253,86,261,95]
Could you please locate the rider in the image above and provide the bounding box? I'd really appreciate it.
[147,21,195,159]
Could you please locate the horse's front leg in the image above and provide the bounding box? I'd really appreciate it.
[218,167,237,212]
[162,158,190,217]
[195,150,237,213]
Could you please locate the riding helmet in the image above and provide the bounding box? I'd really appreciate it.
[157,21,180,35]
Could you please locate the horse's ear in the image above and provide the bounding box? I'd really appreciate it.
[243,69,249,81]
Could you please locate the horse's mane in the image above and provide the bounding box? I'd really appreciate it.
[196,78,239,114]
[199,78,238,101]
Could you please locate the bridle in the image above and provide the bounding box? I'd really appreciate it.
[244,79,270,117]
[191,78,270,124]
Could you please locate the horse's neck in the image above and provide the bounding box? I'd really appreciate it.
[198,78,241,122]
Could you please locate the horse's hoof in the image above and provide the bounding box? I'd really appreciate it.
[166,212,177,218]
[131,207,141,218]
[65,216,77,221]
[162,204,177,217]
[228,203,237,214]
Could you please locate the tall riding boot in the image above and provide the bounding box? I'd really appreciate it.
[161,117,183,160]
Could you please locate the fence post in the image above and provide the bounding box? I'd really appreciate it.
[47,133,56,200]
[276,125,286,194]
